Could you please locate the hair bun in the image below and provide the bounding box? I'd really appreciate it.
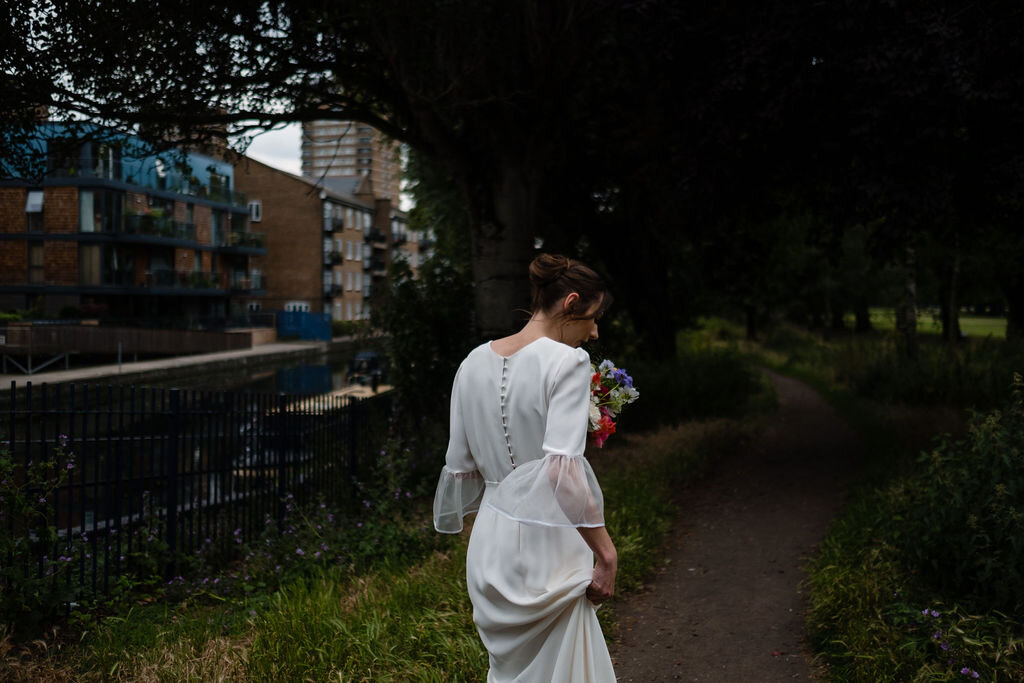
[529,253,571,287]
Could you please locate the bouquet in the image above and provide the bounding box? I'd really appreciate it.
[588,359,640,448]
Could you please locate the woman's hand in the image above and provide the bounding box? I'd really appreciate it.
[586,554,617,605]
[578,525,617,605]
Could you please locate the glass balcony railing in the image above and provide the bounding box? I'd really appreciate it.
[123,214,197,241]
[231,271,266,292]
[227,231,266,249]
[47,160,247,208]
[145,269,222,290]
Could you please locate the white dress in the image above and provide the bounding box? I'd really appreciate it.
[433,336,616,683]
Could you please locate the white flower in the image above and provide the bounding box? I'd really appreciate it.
[589,401,601,430]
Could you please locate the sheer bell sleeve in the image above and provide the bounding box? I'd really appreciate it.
[433,363,485,533]
[487,347,605,528]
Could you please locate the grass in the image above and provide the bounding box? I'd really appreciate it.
[846,307,1007,339]
[732,317,1024,681]
[1,416,770,681]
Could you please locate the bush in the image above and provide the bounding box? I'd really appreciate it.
[835,336,1024,410]
[613,338,770,431]
[892,374,1024,617]
[331,319,365,338]
[0,436,80,638]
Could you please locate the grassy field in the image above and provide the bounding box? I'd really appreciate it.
[849,307,1007,339]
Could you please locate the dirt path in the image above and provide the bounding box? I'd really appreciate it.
[610,370,861,681]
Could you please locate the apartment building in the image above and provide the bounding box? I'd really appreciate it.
[0,133,265,324]
[234,157,412,322]
[300,121,402,202]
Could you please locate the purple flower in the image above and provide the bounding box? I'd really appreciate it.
[930,609,940,618]
[295,548,304,556]
[611,368,633,388]
[67,461,75,470]
[941,642,950,651]
[933,631,942,640]
[59,434,69,447]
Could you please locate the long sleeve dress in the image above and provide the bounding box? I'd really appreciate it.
[433,336,616,682]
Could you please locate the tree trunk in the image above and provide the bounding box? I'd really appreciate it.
[469,164,539,341]
[939,247,961,344]
[1004,282,1024,341]
[895,242,918,358]
[854,301,872,332]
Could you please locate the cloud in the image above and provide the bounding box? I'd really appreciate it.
[242,124,301,175]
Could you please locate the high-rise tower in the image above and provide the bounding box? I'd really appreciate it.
[300,120,402,201]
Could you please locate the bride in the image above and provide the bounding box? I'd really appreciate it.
[434,253,618,682]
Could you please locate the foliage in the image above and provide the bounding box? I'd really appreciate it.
[807,492,1024,681]
[371,257,475,427]
[609,330,773,432]
[330,319,365,338]
[0,436,80,638]
[889,376,1024,618]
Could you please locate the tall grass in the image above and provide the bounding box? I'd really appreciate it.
[742,318,1024,680]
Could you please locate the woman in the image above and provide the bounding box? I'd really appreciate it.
[433,254,618,682]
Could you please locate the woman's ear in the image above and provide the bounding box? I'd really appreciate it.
[563,292,580,314]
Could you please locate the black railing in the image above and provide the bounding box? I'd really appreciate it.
[1,382,391,600]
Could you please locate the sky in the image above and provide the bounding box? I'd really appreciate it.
[241,123,302,175]
[239,121,413,210]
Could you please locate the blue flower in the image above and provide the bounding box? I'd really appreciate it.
[611,368,633,388]
[599,359,615,372]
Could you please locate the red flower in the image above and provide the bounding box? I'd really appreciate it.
[591,414,617,448]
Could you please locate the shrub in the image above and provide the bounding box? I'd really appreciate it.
[0,436,80,638]
[891,374,1024,617]
[614,341,769,431]
[331,319,365,338]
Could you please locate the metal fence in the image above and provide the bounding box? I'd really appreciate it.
[2,381,391,600]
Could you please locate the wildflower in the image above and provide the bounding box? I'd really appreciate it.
[67,461,75,470]
[930,609,940,618]
[357,522,363,528]
[39,496,46,504]
[941,642,950,651]
[314,551,321,558]
[59,434,69,447]
[296,548,304,555]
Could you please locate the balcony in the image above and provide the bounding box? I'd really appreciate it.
[47,160,247,208]
[365,229,388,248]
[324,251,344,266]
[370,259,387,276]
[227,231,266,249]
[123,214,196,241]
[322,282,344,297]
[324,218,344,232]
[145,269,222,290]
[230,271,266,293]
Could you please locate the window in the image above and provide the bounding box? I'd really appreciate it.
[355,301,362,319]
[194,250,202,273]
[248,301,261,312]
[334,270,342,286]
[285,301,310,312]
[334,301,342,320]
[210,211,224,245]
[346,302,353,320]
[186,203,194,226]
[354,271,361,291]
[26,190,44,232]
[346,240,354,260]
[79,245,101,285]
[28,242,44,283]
[248,200,262,222]
[346,271,353,291]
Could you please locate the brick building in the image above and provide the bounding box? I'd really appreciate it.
[233,156,413,322]
[0,134,265,323]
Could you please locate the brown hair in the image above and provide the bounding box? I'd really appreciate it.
[528,253,612,320]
